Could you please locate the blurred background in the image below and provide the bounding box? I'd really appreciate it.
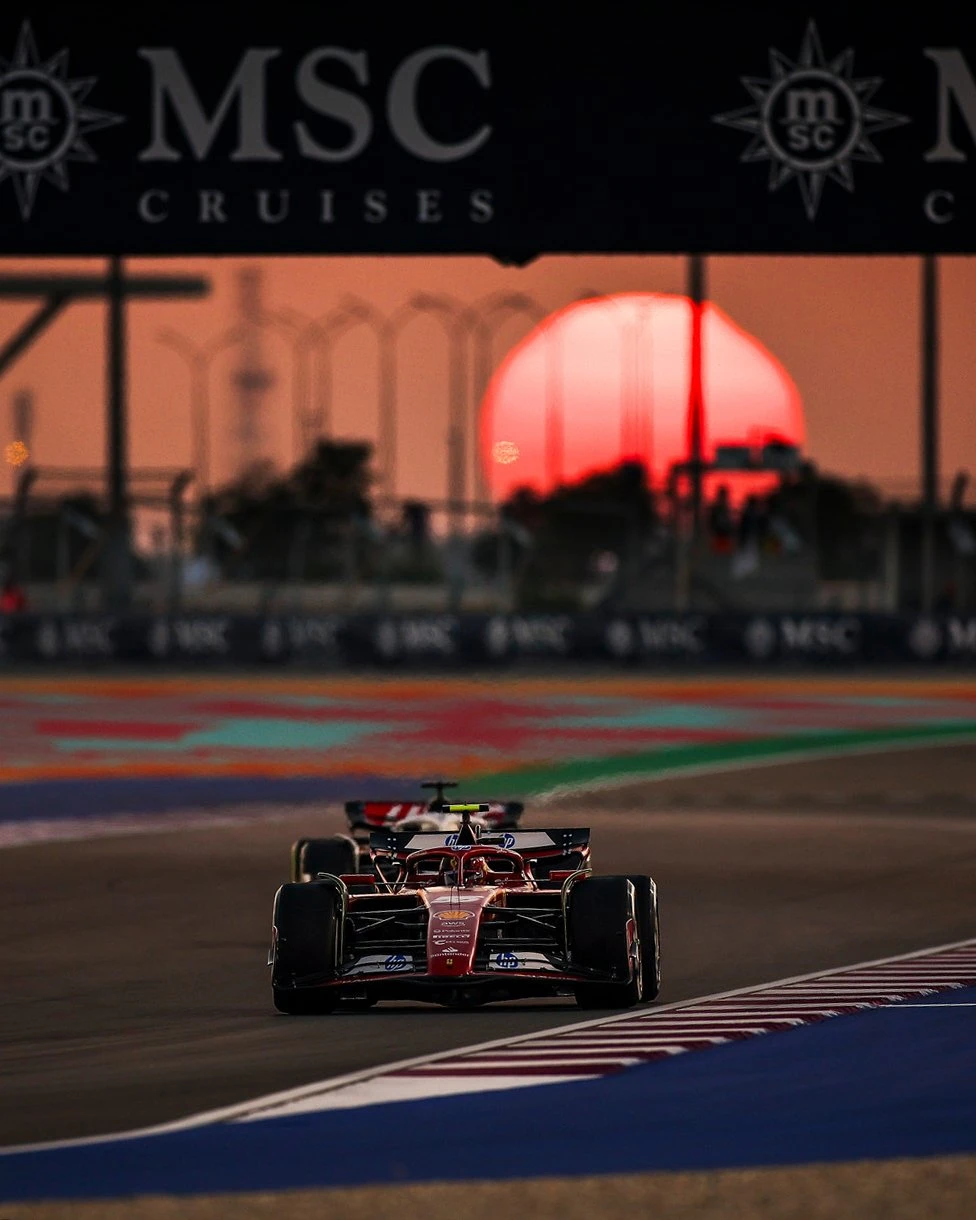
[1,252,974,621]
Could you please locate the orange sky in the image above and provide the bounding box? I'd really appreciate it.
[1,254,975,516]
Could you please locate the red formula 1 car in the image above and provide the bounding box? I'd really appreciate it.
[270,805,660,1013]
[289,780,525,882]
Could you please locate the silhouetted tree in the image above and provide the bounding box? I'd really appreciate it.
[475,461,659,609]
[198,440,375,580]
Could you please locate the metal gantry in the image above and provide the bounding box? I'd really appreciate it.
[0,264,209,606]
[154,288,555,531]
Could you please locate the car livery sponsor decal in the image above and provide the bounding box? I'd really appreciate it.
[430,909,477,949]
[397,830,556,852]
[384,804,426,823]
[345,953,415,976]
[436,831,551,850]
[431,927,472,944]
[431,932,472,949]
[488,950,557,972]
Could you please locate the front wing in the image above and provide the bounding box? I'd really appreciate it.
[277,947,628,1004]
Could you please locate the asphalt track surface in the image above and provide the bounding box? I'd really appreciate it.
[4,742,976,1149]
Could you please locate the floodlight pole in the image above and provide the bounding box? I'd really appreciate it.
[471,293,547,504]
[686,253,707,534]
[920,254,939,614]
[104,255,131,608]
[544,318,564,491]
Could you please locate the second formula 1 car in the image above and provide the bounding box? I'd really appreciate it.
[289,779,525,882]
[270,804,659,1013]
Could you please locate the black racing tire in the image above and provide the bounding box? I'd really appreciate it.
[625,875,660,1002]
[289,838,310,883]
[299,835,359,881]
[568,876,643,1010]
[271,882,342,1014]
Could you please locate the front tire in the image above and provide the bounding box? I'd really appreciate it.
[569,876,643,1009]
[271,882,343,1014]
[625,875,660,1002]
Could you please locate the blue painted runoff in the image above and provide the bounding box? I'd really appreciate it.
[2,986,975,1202]
[0,775,413,822]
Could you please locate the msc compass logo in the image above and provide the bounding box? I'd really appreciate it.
[0,22,122,220]
[713,20,908,220]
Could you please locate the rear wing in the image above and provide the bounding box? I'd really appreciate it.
[368,827,590,862]
[345,799,524,830]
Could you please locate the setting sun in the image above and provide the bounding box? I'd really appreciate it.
[480,293,804,500]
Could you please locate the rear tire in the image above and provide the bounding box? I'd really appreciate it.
[289,838,309,882]
[569,876,642,1010]
[625,875,660,1002]
[271,882,343,1014]
[299,835,359,881]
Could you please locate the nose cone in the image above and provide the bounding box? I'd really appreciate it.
[426,891,487,977]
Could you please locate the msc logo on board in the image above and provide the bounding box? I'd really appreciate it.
[713,19,976,225]
[0,22,121,219]
[713,20,908,220]
[0,20,493,225]
[5,17,976,230]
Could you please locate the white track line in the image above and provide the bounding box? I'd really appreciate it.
[532,730,976,803]
[0,805,316,851]
[892,1002,976,1007]
[4,934,975,1157]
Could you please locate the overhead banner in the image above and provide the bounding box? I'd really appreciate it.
[0,5,974,257]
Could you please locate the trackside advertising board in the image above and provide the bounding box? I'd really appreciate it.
[0,4,974,257]
[2,612,976,665]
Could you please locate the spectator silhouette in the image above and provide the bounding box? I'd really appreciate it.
[707,484,735,554]
[765,485,802,555]
[732,494,767,579]
[947,470,976,557]
[737,495,767,551]
[0,575,26,614]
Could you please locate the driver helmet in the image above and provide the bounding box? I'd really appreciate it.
[464,855,490,886]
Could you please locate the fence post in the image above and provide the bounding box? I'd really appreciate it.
[920,254,939,613]
[56,508,69,610]
[168,471,193,615]
[883,508,900,612]
[287,514,311,611]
